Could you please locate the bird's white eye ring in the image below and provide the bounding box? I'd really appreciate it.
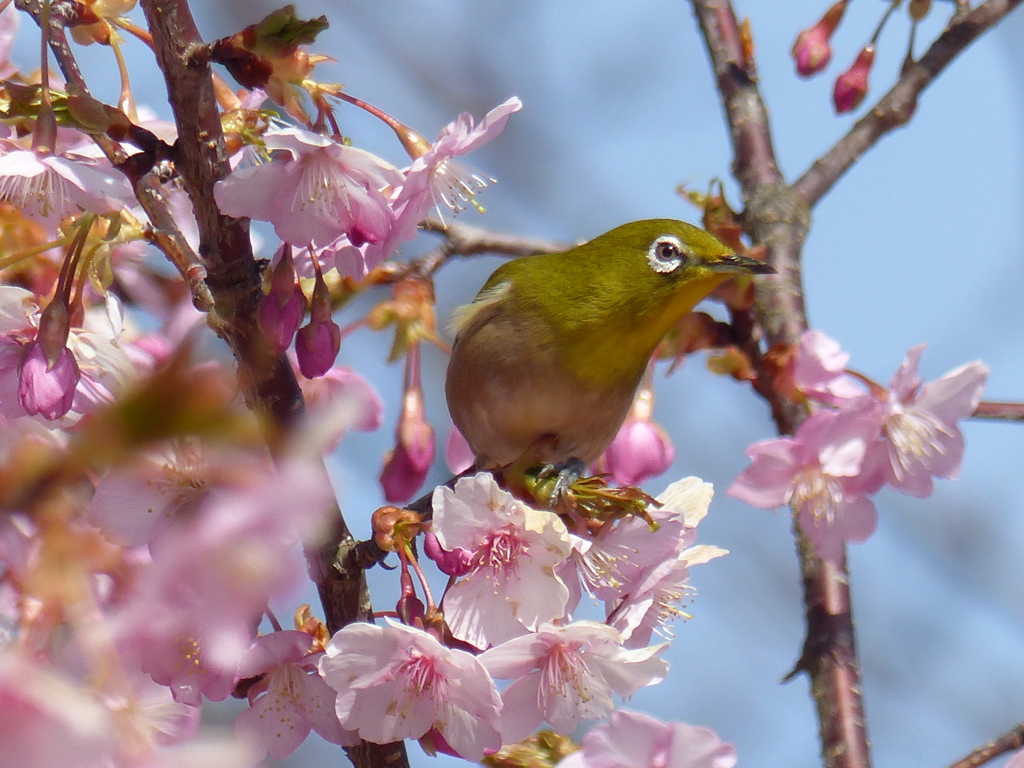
[646,235,685,274]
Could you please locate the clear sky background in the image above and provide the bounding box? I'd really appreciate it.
[13,1,1024,767]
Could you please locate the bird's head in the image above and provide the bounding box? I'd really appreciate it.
[584,218,774,295]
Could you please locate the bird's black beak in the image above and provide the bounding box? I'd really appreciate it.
[711,253,776,275]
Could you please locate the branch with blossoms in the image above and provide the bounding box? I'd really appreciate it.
[0,2,727,766]
[0,1,1022,768]
[690,2,1022,768]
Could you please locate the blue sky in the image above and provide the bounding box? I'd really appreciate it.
[12,1,1024,766]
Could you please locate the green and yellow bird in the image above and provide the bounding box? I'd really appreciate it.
[445,218,773,474]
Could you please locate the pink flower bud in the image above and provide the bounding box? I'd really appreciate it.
[833,45,875,114]
[603,419,675,488]
[792,0,848,77]
[259,247,308,355]
[380,383,435,502]
[600,374,674,487]
[18,341,79,420]
[296,268,340,378]
[423,531,473,577]
[19,296,80,420]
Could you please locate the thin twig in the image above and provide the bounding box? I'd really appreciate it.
[373,220,570,284]
[793,0,1024,207]
[421,218,569,258]
[972,401,1024,422]
[945,722,1024,768]
[14,0,212,311]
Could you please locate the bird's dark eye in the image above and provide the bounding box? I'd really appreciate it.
[646,235,686,274]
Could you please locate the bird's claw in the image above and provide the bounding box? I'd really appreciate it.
[537,457,587,510]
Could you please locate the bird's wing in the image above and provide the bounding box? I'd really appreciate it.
[447,280,512,339]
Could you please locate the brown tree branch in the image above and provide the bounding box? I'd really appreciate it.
[690,3,869,768]
[793,0,1024,207]
[133,3,407,767]
[945,722,1024,768]
[691,2,1023,767]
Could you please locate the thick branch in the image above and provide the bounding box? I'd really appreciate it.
[690,3,869,768]
[136,3,406,767]
[794,0,1024,207]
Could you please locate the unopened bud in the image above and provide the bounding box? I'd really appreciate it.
[792,0,849,77]
[423,531,473,577]
[296,268,340,378]
[380,385,435,503]
[36,297,73,368]
[18,340,80,420]
[909,0,932,21]
[259,247,308,354]
[833,45,875,114]
[600,382,674,487]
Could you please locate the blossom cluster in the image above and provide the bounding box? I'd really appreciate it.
[312,472,729,761]
[1,442,734,766]
[729,330,987,562]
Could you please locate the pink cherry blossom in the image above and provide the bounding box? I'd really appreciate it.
[0,148,135,224]
[567,478,705,607]
[318,621,501,761]
[87,440,273,547]
[0,651,113,768]
[877,345,988,498]
[607,541,727,649]
[432,472,571,648]
[294,360,383,453]
[480,621,669,744]
[234,631,356,759]
[1005,750,1024,768]
[728,400,884,562]
[396,96,522,220]
[793,329,863,405]
[0,4,18,80]
[557,709,737,768]
[361,97,522,268]
[599,479,726,646]
[105,671,201,755]
[111,460,335,704]
[213,127,402,249]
